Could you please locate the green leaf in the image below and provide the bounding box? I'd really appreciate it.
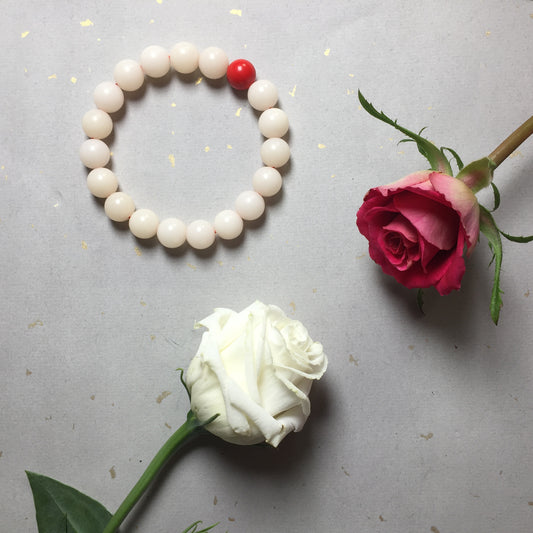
[358,91,453,175]
[181,521,219,533]
[455,157,495,194]
[478,207,504,325]
[26,471,112,533]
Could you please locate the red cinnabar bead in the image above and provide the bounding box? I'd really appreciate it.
[226,59,256,90]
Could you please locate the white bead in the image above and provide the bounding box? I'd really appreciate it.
[104,192,135,222]
[252,167,282,197]
[113,59,145,91]
[79,139,110,169]
[170,42,199,74]
[248,79,278,111]
[198,47,228,79]
[258,108,289,138]
[214,210,244,240]
[260,138,290,167]
[93,81,124,113]
[87,168,118,198]
[187,220,216,250]
[235,191,265,221]
[129,208,159,239]
[82,109,113,139]
[157,218,187,248]
[140,45,170,78]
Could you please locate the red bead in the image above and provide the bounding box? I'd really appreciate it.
[226,59,256,90]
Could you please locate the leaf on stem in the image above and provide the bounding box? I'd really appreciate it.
[441,146,464,172]
[358,91,453,175]
[26,471,112,533]
[490,183,501,211]
[478,207,504,325]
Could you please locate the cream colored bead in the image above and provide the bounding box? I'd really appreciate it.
[248,79,278,111]
[170,42,199,74]
[252,167,282,197]
[140,45,170,78]
[79,139,111,169]
[93,81,125,113]
[214,210,244,240]
[82,109,113,139]
[187,220,216,249]
[258,108,289,138]
[129,208,159,239]
[198,47,228,79]
[87,168,118,198]
[235,191,265,221]
[104,192,135,222]
[157,218,187,248]
[113,59,145,91]
[260,138,290,167]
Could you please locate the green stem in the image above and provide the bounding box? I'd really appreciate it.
[488,115,533,169]
[103,411,214,533]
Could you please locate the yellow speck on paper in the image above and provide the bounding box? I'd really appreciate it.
[289,302,296,314]
[28,319,44,329]
[289,85,297,97]
[156,391,171,403]
[324,48,330,56]
[21,31,30,38]
[150,334,156,341]
[156,0,163,4]
[318,143,326,149]
[170,102,176,107]
[509,150,522,158]
[187,263,197,270]
[134,246,142,256]
[349,354,359,366]
[348,73,354,78]
[70,77,77,84]
[140,299,147,307]
[80,19,94,27]
[164,422,171,429]
[204,146,210,153]
[149,19,155,24]
[168,154,175,167]
[331,174,336,178]
[48,74,57,79]
[26,368,32,376]
[109,466,116,479]
[227,144,233,149]
[485,30,491,36]
[235,107,242,117]
[171,130,175,135]
[346,88,354,95]
[81,241,88,250]
[420,432,434,440]
[427,105,433,110]
[195,76,203,85]
[230,9,242,16]
[524,289,530,297]
[90,395,95,400]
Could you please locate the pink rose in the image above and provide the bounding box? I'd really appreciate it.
[356,170,480,295]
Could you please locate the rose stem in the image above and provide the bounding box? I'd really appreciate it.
[488,115,533,169]
[102,411,215,533]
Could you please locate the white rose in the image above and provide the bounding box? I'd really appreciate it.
[185,301,328,447]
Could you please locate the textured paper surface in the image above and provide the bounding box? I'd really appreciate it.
[1,1,533,532]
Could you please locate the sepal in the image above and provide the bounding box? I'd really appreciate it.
[358,91,453,175]
[478,206,504,324]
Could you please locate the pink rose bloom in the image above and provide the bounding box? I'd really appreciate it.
[356,170,480,295]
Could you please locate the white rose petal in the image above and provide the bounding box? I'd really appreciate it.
[186,301,327,447]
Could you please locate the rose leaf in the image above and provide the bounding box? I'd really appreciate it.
[26,471,112,533]
[441,146,464,172]
[478,206,504,325]
[358,91,453,175]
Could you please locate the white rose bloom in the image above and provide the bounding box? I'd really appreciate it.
[185,301,328,447]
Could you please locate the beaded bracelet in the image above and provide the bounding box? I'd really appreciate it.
[79,43,290,250]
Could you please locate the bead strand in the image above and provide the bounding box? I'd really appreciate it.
[80,42,290,250]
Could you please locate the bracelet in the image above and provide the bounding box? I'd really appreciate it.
[79,42,290,250]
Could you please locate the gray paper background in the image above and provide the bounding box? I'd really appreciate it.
[1,1,533,532]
